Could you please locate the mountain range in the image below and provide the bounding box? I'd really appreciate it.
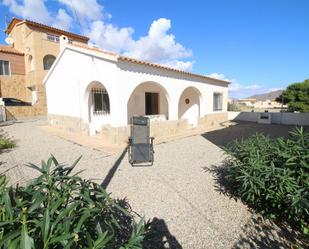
[247,90,283,101]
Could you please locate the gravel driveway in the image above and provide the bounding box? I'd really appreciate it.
[0,119,297,248]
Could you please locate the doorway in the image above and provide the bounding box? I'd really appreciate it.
[145,92,159,115]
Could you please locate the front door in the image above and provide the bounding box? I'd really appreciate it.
[145,92,159,115]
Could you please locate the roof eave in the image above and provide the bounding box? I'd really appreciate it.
[117,56,230,85]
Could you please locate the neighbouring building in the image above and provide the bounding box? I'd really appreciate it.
[0,18,89,118]
[44,39,230,144]
[235,98,284,110]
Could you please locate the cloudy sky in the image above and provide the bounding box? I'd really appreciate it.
[0,0,308,98]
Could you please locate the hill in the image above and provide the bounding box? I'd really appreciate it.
[248,90,283,101]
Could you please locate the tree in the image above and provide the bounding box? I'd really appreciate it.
[279,79,309,112]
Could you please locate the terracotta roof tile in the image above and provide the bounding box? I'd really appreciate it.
[6,17,89,42]
[69,44,230,84]
[71,43,117,56]
[118,55,230,84]
[0,44,23,55]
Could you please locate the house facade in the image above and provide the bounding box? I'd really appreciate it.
[45,40,230,143]
[0,18,89,118]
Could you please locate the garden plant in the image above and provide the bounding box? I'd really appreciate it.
[0,156,147,248]
[224,127,309,239]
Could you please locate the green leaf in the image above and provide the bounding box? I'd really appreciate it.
[21,224,34,249]
[42,209,50,244]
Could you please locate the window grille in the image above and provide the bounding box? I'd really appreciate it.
[213,93,223,111]
[0,60,10,76]
[92,88,110,115]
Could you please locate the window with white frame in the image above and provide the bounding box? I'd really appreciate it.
[213,92,223,111]
[92,88,110,115]
[0,60,10,76]
[46,34,60,43]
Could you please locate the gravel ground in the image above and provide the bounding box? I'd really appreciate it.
[0,119,298,248]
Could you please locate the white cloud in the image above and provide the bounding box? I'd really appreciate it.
[207,73,230,81]
[2,0,72,30]
[2,0,194,71]
[86,17,194,71]
[87,20,134,53]
[53,8,72,30]
[208,72,280,99]
[164,60,194,71]
[3,0,51,23]
[58,0,104,22]
[123,18,192,66]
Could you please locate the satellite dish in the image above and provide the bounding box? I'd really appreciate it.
[5,37,14,45]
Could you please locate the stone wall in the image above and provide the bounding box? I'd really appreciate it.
[0,75,30,102]
[48,114,89,134]
[47,112,229,145]
[198,112,229,129]
[0,75,47,119]
[5,106,43,120]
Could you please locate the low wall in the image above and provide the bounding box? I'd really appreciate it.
[48,112,229,145]
[198,112,228,128]
[48,114,89,134]
[5,106,45,120]
[228,112,309,126]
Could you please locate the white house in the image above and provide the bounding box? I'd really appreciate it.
[44,36,230,144]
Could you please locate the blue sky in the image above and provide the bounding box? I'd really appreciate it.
[0,0,308,98]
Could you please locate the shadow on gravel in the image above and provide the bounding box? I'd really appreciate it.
[143,217,182,249]
[201,121,299,148]
[203,164,308,249]
[101,145,128,189]
[202,163,236,199]
[233,215,307,249]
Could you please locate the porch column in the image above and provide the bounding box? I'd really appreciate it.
[109,89,128,127]
[168,92,179,120]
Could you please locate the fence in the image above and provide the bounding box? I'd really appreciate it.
[228,112,309,126]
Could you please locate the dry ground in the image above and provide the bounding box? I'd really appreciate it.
[0,119,303,248]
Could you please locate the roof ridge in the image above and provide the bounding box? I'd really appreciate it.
[6,17,89,41]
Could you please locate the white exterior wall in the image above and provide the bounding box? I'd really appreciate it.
[229,111,309,126]
[45,47,229,131]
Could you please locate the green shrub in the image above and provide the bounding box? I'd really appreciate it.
[0,137,15,150]
[224,127,309,231]
[0,156,146,248]
[227,102,241,111]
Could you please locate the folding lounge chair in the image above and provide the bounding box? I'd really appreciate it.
[128,116,154,165]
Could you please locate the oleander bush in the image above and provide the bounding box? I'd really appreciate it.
[0,156,146,248]
[224,127,309,234]
[0,133,15,150]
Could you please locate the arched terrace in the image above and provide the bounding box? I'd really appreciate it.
[127,81,169,124]
[178,87,202,127]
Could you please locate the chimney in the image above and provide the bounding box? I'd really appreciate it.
[60,35,69,51]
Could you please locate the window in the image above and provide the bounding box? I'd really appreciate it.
[43,55,56,70]
[46,34,60,43]
[145,92,159,115]
[28,55,35,71]
[92,88,110,114]
[213,93,223,111]
[0,60,10,76]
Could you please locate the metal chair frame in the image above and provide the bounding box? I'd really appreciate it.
[128,116,154,166]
